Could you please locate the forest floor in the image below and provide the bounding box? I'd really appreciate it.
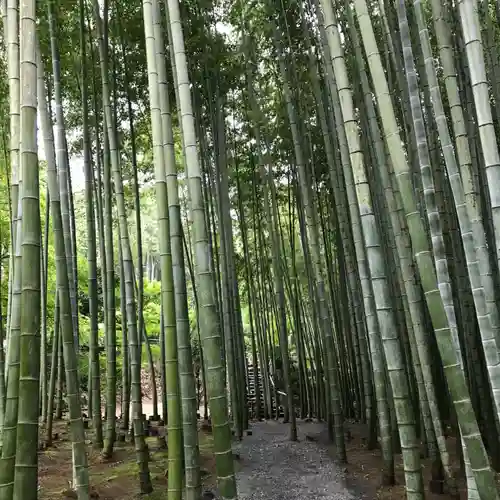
[39,418,367,500]
[38,416,483,499]
[38,417,220,500]
[324,419,500,500]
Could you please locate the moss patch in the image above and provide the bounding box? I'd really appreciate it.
[38,420,217,499]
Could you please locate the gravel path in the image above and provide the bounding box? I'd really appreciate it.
[232,420,367,500]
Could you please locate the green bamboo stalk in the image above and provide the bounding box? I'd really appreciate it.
[320,0,423,495]
[47,0,79,350]
[11,4,39,493]
[457,0,500,278]
[165,0,237,494]
[79,0,102,448]
[46,291,59,446]
[351,0,499,496]
[153,1,201,494]
[91,0,151,489]
[143,0,183,495]
[37,47,90,500]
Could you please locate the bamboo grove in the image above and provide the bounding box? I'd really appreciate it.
[1,0,500,499]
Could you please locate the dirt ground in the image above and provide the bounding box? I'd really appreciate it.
[38,417,499,499]
[38,420,217,500]
[333,420,496,500]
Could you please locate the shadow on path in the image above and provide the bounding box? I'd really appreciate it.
[233,420,370,500]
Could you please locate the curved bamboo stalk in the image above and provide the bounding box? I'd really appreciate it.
[351,0,499,497]
[320,0,424,496]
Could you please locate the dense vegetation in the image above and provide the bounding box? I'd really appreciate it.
[2,0,500,499]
